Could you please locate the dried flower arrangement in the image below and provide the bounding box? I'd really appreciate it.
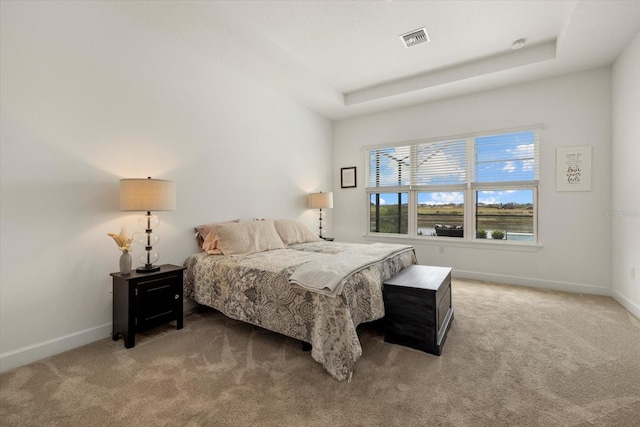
[108,228,133,253]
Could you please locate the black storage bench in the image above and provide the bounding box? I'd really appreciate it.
[383,265,454,355]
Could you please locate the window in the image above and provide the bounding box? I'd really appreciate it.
[418,192,464,237]
[369,192,408,234]
[366,146,410,234]
[475,189,535,241]
[365,127,540,243]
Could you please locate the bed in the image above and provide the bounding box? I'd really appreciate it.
[183,219,417,381]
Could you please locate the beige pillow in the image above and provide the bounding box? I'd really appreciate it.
[198,219,240,253]
[274,219,321,245]
[215,220,286,255]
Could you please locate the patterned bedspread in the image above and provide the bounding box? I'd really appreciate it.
[183,241,417,381]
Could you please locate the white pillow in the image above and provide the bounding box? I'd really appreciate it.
[274,219,321,245]
[215,220,286,255]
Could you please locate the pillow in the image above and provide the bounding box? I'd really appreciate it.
[274,219,321,245]
[197,219,240,252]
[215,220,286,255]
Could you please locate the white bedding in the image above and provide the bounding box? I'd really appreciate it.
[289,243,414,297]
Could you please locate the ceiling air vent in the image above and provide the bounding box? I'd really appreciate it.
[400,27,430,48]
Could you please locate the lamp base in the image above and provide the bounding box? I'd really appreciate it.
[136,265,161,273]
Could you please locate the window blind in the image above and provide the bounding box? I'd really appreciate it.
[473,130,539,184]
[365,146,411,187]
[414,139,467,187]
[365,128,539,189]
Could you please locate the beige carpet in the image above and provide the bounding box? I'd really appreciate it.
[1,279,639,427]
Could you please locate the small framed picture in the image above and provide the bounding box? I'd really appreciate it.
[556,146,592,191]
[341,167,356,188]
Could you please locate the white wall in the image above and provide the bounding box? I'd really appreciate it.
[333,69,613,294]
[0,1,332,372]
[611,32,640,318]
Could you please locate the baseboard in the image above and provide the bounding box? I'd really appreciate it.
[452,269,612,296]
[0,299,199,374]
[0,323,112,374]
[611,290,640,320]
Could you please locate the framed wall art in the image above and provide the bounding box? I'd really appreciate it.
[556,145,592,191]
[341,167,356,189]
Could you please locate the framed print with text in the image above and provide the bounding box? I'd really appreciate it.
[556,146,591,191]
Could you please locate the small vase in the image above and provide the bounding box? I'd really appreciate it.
[119,252,132,275]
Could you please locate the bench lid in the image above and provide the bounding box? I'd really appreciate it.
[384,265,451,290]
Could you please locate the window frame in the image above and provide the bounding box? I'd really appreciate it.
[368,191,409,235]
[472,186,538,243]
[364,126,541,245]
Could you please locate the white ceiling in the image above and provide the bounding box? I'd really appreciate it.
[110,0,640,120]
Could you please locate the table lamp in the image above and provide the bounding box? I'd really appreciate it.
[120,177,176,273]
[309,191,333,238]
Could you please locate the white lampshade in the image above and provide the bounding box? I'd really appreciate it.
[309,192,333,209]
[120,178,176,212]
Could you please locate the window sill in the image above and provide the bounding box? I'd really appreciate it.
[363,233,541,252]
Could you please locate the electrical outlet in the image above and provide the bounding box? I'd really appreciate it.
[439,246,445,254]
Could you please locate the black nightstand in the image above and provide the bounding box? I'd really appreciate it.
[110,264,186,348]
